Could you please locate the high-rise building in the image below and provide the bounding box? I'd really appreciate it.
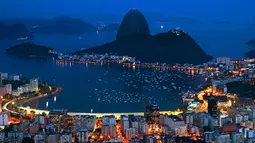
[102,115,116,126]
[144,104,160,129]
[5,84,12,95]
[216,57,231,65]
[121,116,129,133]
[216,134,230,143]
[30,78,38,92]
[204,131,216,142]
[74,115,96,132]
[125,128,138,139]
[0,112,8,126]
[208,97,218,118]
[233,60,241,71]
[77,128,88,143]
[60,133,72,143]
[101,125,116,138]
[7,131,23,142]
[231,132,244,143]
[34,134,46,143]
[47,134,60,143]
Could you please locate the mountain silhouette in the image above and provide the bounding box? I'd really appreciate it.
[116,8,150,40]
[77,9,212,64]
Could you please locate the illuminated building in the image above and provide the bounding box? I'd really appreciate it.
[102,115,116,126]
[77,128,88,143]
[125,128,138,139]
[47,134,60,143]
[163,115,187,136]
[212,80,227,94]
[9,74,20,81]
[234,114,243,124]
[7,131,24,142]
[215,134,230,143]
[74,115,96,132]
[46,124,56,133]
[120,116,129,133]
[144,104,160,130]
[208,115,218,130]
[0,131,4,141]
[161,135,175,143]
[231,132,244,143]
[222,123,237,134]
[0,73,8,80]
[217,57,231,65]
[101,125,116,138]
[183,113,194,125]
[34,134,46,143]
[204,131,217,143]
[30,78,39,92]
[233,60,241,72]
[60,133,72,143]
[208,97,218,118]
[146,136,156,143]
[193,113,209,128]
[0,112,8,126]
[219,114,232,127]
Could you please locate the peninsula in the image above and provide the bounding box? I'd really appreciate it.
[6,42,57,59]
[77,9,212,64]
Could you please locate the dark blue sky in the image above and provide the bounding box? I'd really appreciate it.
[0,0,254,22]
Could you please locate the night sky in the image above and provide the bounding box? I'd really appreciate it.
[0,0,254,22]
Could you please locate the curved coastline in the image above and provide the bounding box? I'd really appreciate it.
[3,87,62,115]
[4,85,184,118]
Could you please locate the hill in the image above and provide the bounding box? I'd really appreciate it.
[245,49,255,58]
[76,9,212,65]
[6,42,56,59]
[245,40,255,46]
[31,16,97,35]
[116,8,150,40]
[0,23,33,40]
[78,30,212,64]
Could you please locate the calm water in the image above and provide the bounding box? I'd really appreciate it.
[0,22,254,112]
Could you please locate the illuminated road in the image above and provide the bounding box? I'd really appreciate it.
[195,87,212,112]
[3,87,61,115]
[67,110,182,119]
[3,99,19,114]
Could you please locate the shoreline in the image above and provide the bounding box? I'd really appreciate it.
[3,86,62,114]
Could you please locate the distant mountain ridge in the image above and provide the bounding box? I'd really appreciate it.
[0,23,33,40]
[31,16,97,35]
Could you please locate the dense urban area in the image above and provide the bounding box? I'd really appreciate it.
[0,56,255,143]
